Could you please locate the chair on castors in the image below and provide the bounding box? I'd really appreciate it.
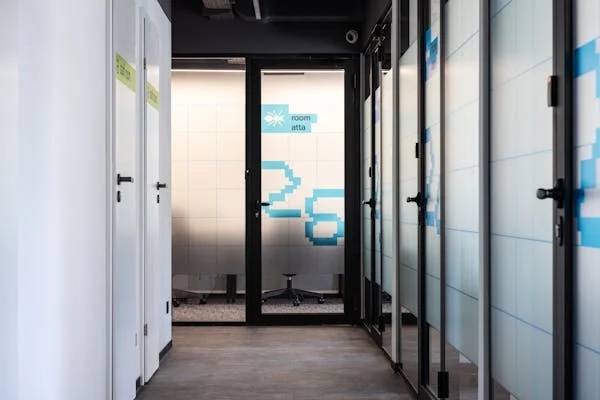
[261,273,325,307]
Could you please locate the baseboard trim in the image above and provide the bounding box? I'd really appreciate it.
[159,340,173,360]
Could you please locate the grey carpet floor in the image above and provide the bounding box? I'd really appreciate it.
[136,326,414,400]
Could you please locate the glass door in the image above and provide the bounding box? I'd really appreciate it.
[398,0,421,390]
[246,58,359,323]
[362,51,378,339]
[490,0,554,398]
[574,1,600,398]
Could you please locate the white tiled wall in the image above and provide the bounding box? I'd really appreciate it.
[171,71,246,292]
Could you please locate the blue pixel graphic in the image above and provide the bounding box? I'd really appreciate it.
[261,161,302,218]
[262,104,318,133]
[425,28,439,81]
[261,161,345,245]
[305,189,346,246]
[424,128,441,234]
[574,39,600,248]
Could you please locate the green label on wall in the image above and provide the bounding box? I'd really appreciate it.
[116,53,136,92]
[147,82,159,110]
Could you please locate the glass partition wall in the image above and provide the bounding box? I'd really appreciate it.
[381,0,575,398]
[171,60,247,322]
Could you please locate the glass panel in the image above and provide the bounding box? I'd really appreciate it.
[490,1,553,398]
[574,1,600,398]
[444,0,480,397]
[446,343,478,400]
[375,84,383,290]
[260,70,345,314]
[363,94,373,321]
[399,24,420,386]
[382,62,394,354]
[171,63,247,322]
[425,1,443,392]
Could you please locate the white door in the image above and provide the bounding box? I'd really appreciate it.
[142,13,161,382]
[113,1,140,399]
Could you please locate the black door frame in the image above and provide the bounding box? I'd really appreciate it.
[361,10,394,347]
[552,0,574,399]
[245,56,361,325]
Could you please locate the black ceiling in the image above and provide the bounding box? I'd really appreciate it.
[172,0,391,56]
[177,0,363,22]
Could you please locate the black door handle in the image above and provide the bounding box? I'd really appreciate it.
[117,174,134,185]
[537,179,564,208]
[406,192,423,207]
[362,198,375,208]
[257,200,272,208]
[156,182,167,190]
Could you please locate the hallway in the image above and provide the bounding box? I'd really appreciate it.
[136,326,413,400]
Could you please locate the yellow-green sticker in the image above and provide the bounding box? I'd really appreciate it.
[116,53,136,92]
[147,82,159,110]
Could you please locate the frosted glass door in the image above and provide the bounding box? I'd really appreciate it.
[399,35,420,388]
[424,2,442,391]
[490,1,554,398]
[260,70,346,314]
[444,0,480,397]
[574,1,600,398]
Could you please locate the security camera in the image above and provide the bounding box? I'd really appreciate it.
[346,29,359,45]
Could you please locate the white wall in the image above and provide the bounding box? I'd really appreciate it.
[0,1,171,399]
[17,0,110,399]
[0,0,19,399]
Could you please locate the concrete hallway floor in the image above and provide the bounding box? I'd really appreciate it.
[136,326,414,400]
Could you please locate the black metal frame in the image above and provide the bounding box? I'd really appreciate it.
[417,0,429,395]
[361,16,390,347]
[553,0,574,399]
[245,55,361,325]
[479,0,492,398]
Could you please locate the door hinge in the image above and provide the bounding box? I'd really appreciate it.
[415,142,419,159]
[144,57,147,70]
[437,371,449,398]
[144,324,148,337]
[547,75,558,107]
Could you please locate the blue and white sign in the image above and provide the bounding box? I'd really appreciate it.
[262,104,318,133]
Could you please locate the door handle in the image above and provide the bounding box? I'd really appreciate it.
[537,179,564,208]
[156,182,167,190]
[254,200,271,219]
[117,174,134,185]
[362,198,375,208]
[406,192,423,207]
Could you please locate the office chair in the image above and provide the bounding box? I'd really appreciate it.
[261,273,325,306]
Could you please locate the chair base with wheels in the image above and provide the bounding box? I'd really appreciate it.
[261,273,325,306]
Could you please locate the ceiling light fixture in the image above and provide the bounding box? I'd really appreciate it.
[252,0,262,20]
